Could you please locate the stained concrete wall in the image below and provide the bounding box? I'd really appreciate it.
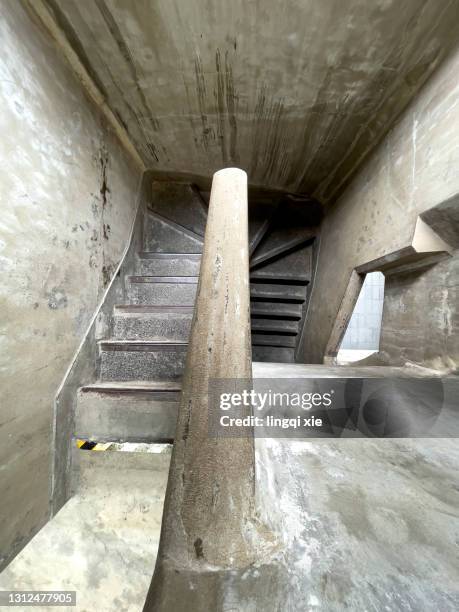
[0,1,141,568]
[301,41,459,369]
[378,254,459,369]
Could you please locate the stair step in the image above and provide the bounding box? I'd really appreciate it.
[114,305,194,314]
[99,340,188,349]
[136,252,201,276]
[127,276,198,306]
[248,199,279,254]
[251,333,297,348]
[150,181,207,237]
[74,444,172,494]
[113,306,193,341]
[250,318,299,334]
[99,340,188,381]
[252,345,295,363]
[250,301,303,318]
[81,381,182,393]
[250,244,312,282]
[249,218,271,255]
[128,275,198,283]
[250,226,316,268]
[250,282,307,302]
[138,253,202,259]
[143,211,203,253]
[76,382,180,443]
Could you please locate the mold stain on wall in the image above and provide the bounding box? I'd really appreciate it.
[0,1,140,570]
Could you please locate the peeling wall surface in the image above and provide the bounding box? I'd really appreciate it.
[301,42,459,367]
[41,0,459,200]
[0,1,140,568]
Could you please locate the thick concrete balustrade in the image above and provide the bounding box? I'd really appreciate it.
[143,168,256,610]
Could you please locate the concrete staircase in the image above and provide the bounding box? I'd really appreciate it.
[74,181,319,447]
[249,198,317,363]
[75,186,205,445]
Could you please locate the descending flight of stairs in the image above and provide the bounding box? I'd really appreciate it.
[75,181,320,445]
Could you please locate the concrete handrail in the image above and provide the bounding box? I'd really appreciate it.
[144,168,255,610]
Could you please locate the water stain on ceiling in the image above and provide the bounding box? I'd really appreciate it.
[44,0,459,201]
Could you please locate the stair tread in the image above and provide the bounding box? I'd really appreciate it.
[248,199,278,255]
[252,345,295,363]
[128,275,199,283]
[100,339,188,344]
[249,218,270,255]
[250,272,309,282]
[135,254,201,277]
[127,280,197,306]
[80,381,182,393]
[250,283,307,301]
[250,243,312,282]
[99,340,188,349]
[251,333,297,348]
[146,210,204,242]
[114,305,194,313]
[251,319,299,333]
[149,182,207,237]
[143,211,203,253]
[138,252,202,259]
[250,227,316,268]
[250,301,303,318]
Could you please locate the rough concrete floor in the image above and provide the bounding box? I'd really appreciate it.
[1,366,457,611]
[253,362,459,611]
[256,437,459,611]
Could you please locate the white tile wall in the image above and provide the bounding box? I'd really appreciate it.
[340,272,384,350]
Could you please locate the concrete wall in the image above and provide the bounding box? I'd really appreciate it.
[301,41,459,369]
[378,254,459,369]
[0,1,141,568]
[31,0,459,199]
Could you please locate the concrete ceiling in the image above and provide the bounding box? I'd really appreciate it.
[46,0,459,201]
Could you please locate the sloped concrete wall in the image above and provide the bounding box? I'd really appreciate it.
[379,253,459,370]
[300,42,459,368]
[0,2,141,568]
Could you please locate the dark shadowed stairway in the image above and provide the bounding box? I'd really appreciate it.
[75,180,321,445]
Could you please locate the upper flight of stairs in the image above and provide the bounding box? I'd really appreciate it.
[75,181,320,446]
[249,197,318,363]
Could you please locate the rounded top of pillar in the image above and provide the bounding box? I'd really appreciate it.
[213,167,247,180]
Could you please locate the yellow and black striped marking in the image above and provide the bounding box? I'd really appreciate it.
[76,439,112,451]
